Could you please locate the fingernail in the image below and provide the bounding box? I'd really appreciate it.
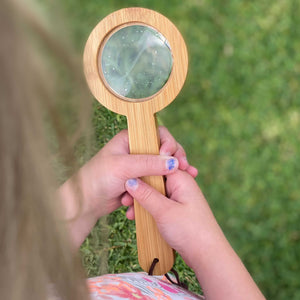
[126,178,138,190]
[166,158,178,171]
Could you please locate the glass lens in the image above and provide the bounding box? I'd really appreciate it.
[101,25,173,100]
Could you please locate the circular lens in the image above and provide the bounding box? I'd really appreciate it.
[100,25,173,101]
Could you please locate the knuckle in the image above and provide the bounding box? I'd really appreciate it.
[108,157,120,177]
[176,147,186,158]
[139,185,154,202]
[158,125,166,133]
[113,155,130,178]
[118,129,128,137]
[159,125,169,137]
[139,155,157,171]
[114,129,129,144]
[146,155,157,169]
[177,142,184,152]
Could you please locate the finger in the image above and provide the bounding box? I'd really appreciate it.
[187,165,198,178]
[121,192,134,206]
[104,129,130,154]
[115,154,179,180]
[171,142,198,177]
[165,170,201,201]
[158,127,191,170]
[159,126,179,156]
[126,205,135,220]
[173,143,189,170]
[125,178,175,221]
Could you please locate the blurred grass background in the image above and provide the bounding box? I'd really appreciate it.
[47,0,300,298]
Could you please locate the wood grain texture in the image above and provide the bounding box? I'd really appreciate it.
[127,107,175,275]
[83,7,188,116]
[83,7,188,275]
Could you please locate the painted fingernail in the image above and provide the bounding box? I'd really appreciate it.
[126,178,138,190]
[166,158,178,171]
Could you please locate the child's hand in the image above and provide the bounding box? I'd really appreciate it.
[125,171,266,300]
[58,126,197,247]
[78,126,197,217]
[125,170,217,268]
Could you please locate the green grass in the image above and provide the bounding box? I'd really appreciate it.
[51,0,300,298]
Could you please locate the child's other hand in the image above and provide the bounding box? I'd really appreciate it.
[125,170,218,268]
[79,126,197,218]
[125,172,266,300]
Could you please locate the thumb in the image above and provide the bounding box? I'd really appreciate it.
[115,155,179,179]
[125,178,175,221]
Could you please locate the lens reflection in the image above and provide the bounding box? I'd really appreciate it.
[101,25,173,101]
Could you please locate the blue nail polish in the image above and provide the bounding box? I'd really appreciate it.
[167,158,176,171]
[127,178,138,188]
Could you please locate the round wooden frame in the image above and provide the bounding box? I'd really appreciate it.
[98,23,174,103]
[83,7,188,116]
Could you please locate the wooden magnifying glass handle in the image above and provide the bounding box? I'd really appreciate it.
[127,105,175,275]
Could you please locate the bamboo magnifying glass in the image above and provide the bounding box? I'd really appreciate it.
[83,7,188,275]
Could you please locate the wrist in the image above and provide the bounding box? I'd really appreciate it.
[185,230,265,300]
[58,174,98,248]
[181,225,229,273]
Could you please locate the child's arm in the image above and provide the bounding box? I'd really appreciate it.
[125,171,265,300]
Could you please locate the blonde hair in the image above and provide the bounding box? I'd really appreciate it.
[0,0,92,299]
